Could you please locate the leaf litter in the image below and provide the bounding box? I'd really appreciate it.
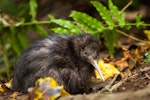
[0,41,150,100]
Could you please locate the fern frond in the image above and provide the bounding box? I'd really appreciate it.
[29,0,38,21]
[108,0,126,27]
[18,29,29,48]
[70,11,104,34]
[136,13,145,28]
[91,1,115,29]
[51,19,82,33]
[103,30,115,55]
[32,25,48,36]
[51,27,71,34]
[112,29,119,48]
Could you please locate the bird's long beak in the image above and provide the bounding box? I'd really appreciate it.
[91,60,105,81]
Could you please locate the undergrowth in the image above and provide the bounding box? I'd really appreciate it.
[0,0,150,80]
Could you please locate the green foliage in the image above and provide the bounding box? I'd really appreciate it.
[136,13,145,28]
[144,51,150,62]
[49,16,82,34]
[49,0,130,55]
[103,29,119,56]
[91,1,115,29]
[31,25,48,36]
[29,0,37,21]
[70,11,104,34]
[0,0,48,80]
[48,0,149,57]
[108,0,126,27]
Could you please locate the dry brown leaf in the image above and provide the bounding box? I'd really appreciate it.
[114,48,131,71]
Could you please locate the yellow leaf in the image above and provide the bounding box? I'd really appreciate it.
[61,89,70,96]
[95,60,120,80]
[144,30,150,40]
[0,79,12,93]
[5,79,12,88]
[32,77,70,100]
[0,84,4,92]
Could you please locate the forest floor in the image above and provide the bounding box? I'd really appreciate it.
[0,0,150,100]
[0,36,150,100]
[0,52,150,100]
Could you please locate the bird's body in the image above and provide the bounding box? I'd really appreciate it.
[12,34,103,94]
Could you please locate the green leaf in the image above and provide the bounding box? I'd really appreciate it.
[70,11,104,34]
[108,0,126,27]
[112,29,119,47]
[18,29,29,48]
[48,14,55,20]
[124,21,131,30]
[136,13,145,28]
[10,28,23,55]
[91,1,115,29]
[51,27,71,34]
[51,19,82,33]
[144,51,150,62]
[103,30,115,55]
[29,0,38,21]
[32,25,48,37]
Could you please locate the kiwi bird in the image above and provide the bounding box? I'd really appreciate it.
[12,33,104,94]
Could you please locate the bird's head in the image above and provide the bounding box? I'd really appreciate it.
[73,34,104,81]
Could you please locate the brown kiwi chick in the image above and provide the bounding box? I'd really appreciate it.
[12,33,104,94]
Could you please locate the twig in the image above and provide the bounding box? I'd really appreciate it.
[109,73,138,91]
[109,80,124,91]
[100,74,119,92]
[140,67,150,72]
[108,66,150,91]
[117,30,150,44]
[145,73,150,79]
[121,0,133,13]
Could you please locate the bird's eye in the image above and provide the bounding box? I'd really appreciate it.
[83,50,89,56]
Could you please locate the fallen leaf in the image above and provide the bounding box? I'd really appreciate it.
[12,92,18,100]
[0,84,4,92]
[28,77,70,100]
[113,48,132,71]
[134,48,143,60]
[144,30,150,40]
[5,79,12,88]
[0,79,12,93]
[95,60,120,80]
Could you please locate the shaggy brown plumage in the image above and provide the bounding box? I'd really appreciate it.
[12,33,104,94]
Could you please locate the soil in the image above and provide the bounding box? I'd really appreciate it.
[58,61,150,100]
[0,60,150,100]
[116,62,150,92]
